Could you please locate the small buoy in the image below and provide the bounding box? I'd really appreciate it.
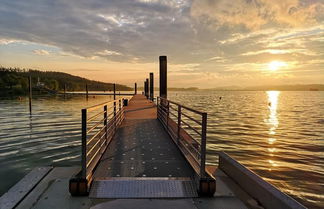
[219,96,222,100]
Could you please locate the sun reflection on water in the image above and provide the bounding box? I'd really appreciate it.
[266,91,280,171]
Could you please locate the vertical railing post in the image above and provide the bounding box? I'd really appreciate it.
[177,105,181,144]
[104,105,107,140]
[81,109,87,179]
[113,84,116,132]
[135,83,137,95]
[121,98,124,121]
[118,99,121,125]
[200,112,207,178]
[157,97,159,119]
[166,101,169,130]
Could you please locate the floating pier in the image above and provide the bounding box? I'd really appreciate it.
[0,56,307,209]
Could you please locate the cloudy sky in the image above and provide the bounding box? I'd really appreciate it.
[0,0,323,88]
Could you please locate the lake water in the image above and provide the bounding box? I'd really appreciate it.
[0,91,323,208]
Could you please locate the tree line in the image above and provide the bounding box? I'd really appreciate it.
[0,67,132,96]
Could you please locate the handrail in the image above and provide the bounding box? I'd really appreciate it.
[86,99,120,112]
[81,98,125,186]
[157,96,207,178]
[163,98,205,115]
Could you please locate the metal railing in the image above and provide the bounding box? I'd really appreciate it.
[81,98,125,183]
[157,97,207,178]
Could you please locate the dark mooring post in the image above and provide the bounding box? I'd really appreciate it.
[28,76,32,115]
[134,83,137,95]
[113,83,116,100]
[159,56,167,98]
[145,78,149,99]
[149,72,154,101]
[86,84,89,100]
[64,83,66,99]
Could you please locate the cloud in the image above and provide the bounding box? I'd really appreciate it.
[0,0,195,63]
[0,0,323,87]
[95,50,122,56]
[0,38,20,45]
[191,0,324,30]
[32,49,50,55]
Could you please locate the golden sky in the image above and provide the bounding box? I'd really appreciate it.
[0,0,323,88]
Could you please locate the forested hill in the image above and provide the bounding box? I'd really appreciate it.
[0,67,132,95]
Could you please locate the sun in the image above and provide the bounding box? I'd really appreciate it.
[268,61,287,71]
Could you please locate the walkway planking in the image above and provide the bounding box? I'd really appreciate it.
[93,95,194,178]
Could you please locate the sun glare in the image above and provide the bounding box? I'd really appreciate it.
[268,61,287,71]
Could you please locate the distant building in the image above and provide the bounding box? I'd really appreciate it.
[36,77,45,87]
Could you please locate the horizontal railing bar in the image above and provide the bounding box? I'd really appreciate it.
[159,97,205,115]
[86,133,104,157]
[157,114,167,125]
[181,111,202,125]
[158,106,168,114]
[169,111,177,119]
[86,136,106,168]
[178,136,200,165]
[107,111,114,118]
[87,125,106,145]
[86,99,122,112]
[181,119,202,137]
[160,114,167,124]
[87,117,106,134]
[166,117,201,155]
[87,110,106,122]
[182,139,201,158]
[169,105,177,112]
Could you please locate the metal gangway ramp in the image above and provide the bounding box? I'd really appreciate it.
[69,94,216,198]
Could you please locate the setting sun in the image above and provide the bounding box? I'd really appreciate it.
[268,61,287,71]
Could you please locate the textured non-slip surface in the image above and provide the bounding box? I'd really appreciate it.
[93,95,194,178]
[89,178,198,198]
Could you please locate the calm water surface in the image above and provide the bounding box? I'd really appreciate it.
[0,91,323,208]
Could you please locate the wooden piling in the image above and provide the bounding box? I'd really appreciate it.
[149,72,154,101]
[113,83,116,100]
[159,56,167,98]
[28,76,32,115]
[86,84,89,100]
[135,83,137,95]
[145,78,149,99]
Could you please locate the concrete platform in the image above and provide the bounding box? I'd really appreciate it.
[1,166,249,209]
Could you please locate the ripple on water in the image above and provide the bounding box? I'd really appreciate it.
[0,92,323,208]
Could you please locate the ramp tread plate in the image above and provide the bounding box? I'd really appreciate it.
[89,179,198,198]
